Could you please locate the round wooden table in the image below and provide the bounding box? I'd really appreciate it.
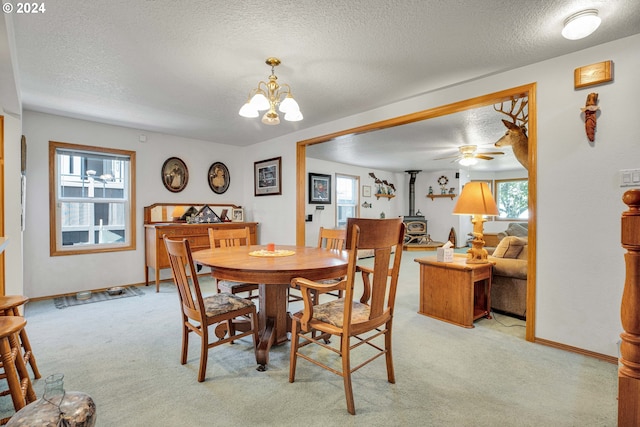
[192,245,348,369]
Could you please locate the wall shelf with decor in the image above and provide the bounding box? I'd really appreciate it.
[375,194,395,200]
[427,194,456,200]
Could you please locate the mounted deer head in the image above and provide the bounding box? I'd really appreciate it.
[494,97,529,170]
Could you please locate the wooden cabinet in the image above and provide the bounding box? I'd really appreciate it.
[415,256,493,328]
[483,233,501,248]
[145,221,257,292]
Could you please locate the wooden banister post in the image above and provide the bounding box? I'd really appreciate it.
[619,189,640,426]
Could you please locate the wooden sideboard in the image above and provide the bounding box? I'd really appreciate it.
[143,203,258,292]
[145,222,258,292]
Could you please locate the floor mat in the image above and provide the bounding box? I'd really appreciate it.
[54,286,144,309]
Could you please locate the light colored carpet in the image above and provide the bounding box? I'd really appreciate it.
[0,251,617,426]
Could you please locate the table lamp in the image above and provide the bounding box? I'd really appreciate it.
[452,182,499,264]
[171,206,186,221]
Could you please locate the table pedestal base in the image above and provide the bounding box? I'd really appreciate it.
[256,283,290,369]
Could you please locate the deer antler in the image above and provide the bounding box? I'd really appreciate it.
[494,97,528,127]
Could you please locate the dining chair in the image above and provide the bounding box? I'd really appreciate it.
[163,236,259,382]
[289,227,347,305]
[289,217,405,415]
[208,227,259,300]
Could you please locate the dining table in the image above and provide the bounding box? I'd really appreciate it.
[191,244,348,370]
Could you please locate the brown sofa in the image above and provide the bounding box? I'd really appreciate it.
[488,236,527,319]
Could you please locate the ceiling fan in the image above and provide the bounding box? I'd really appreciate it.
[434,145,504,166]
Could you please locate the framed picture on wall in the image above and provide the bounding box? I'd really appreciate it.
[254,157,282,196]
[162,157,188,193]
[208,162,230,194]
[309,173,332,204]
[362,185,371,197]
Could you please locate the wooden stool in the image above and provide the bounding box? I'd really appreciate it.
[0,296,41,379]
[0,317,37,424]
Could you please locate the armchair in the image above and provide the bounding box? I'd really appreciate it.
[289,218,405,415]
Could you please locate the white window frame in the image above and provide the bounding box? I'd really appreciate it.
[335,173,360,228]
[494,178,529,221]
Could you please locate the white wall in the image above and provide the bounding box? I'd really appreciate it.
[2,113,23,296]
[10,34,640,358]
[304,158,405,245]
[234,34,640,357]
[22,111,249,297]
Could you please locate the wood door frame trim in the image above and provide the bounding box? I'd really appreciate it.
[295,83,537,342]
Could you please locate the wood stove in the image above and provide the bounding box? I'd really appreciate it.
[403,216,429,245]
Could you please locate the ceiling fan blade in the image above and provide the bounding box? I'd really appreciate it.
[434,154,460,160]
[475,155,494,160]
[478,151,504,155]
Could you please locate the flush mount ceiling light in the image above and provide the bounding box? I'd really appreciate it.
[562,9,601,40]
[238,57,303,125]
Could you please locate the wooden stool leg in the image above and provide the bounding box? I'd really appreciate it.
[7,306,41,380]
[0,336,26,411]
[9,332,36,404]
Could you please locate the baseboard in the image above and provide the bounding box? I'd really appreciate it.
[535,337,618,365]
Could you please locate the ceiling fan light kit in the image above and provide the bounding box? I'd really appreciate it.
[239,57,303,125]
[562,9,601,40]
[434,144,504,166]
[459,156,478,166]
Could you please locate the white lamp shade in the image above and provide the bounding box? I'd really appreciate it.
[562,10,601,40]
[249,92,270,110]
[239,102,259,118]
[284,110,303,122]
[453,182,498,216]
[279,95,300,113]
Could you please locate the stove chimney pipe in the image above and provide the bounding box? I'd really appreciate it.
[405,170,421,216]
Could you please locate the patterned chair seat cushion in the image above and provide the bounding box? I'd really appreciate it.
[311,299,370,328]
[202,293,254,317]
[218,280,257,290]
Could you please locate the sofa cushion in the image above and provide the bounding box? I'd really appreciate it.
[497,222,528,240]
[492,236,527,259]
[489,257,528,280]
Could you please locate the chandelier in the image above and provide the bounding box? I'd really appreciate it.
[238,57,303,125]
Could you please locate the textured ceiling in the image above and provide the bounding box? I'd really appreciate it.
[8,0,640,170]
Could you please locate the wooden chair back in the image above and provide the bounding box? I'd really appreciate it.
[208,227,251,249]
[317,227,347,250]
[345,217,405,325]
[164,237,205,323]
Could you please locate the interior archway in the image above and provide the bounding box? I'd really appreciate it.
[296,83,536,341]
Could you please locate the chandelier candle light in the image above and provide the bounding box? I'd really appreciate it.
[239,57,303,125]
[452,181,499,264]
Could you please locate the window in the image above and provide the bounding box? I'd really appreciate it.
[495,178,528,220]
[49,141,136,256]
[335,174,359,227]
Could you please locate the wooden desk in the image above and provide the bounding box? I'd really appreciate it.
[144,222,258,292]
[415,256,493,328]
[192,245,348,369]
